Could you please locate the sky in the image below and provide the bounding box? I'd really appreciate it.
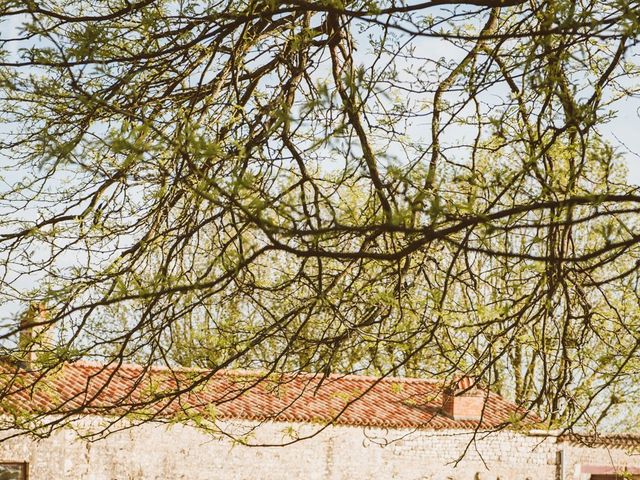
[1,10,639,179]
[601,97,640,184]
[1,6,640,321]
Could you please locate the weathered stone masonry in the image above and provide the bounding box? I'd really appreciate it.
[1,419,640,479]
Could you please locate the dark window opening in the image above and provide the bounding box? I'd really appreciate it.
[0,463,27,480]
[591,475,640,480]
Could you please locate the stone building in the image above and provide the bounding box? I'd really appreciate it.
[0,361,639,480]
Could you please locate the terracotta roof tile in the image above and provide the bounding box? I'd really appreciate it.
[559,433,640,448]
[0,361,536,430]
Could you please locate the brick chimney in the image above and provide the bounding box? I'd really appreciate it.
[441,376,486,421]
[18,302,51,366]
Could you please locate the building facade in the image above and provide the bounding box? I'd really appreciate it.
[0,362,639,480]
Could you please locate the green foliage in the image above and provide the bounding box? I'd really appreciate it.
[1,0,640,439]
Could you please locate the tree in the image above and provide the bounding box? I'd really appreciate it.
[1,0,640,441]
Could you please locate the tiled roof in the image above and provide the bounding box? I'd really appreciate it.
[559,433,640,448]
[0,361,535,431]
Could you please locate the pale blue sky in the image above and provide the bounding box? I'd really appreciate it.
[2,11,639,181]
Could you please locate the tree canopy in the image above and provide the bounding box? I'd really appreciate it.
[1,0,640,441]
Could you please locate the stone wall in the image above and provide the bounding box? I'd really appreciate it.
[561,440,640,479]
[0,418,638,479]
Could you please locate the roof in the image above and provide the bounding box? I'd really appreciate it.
[559,433,640,448]
[0,361,535,431]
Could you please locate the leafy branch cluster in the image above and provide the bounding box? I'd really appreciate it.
[1,0,640,438]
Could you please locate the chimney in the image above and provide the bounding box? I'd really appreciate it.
[18,302,51,367]
[441,376,486,421]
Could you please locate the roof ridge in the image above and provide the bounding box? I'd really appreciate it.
[70,361,442,384]
[72,360,209,373]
